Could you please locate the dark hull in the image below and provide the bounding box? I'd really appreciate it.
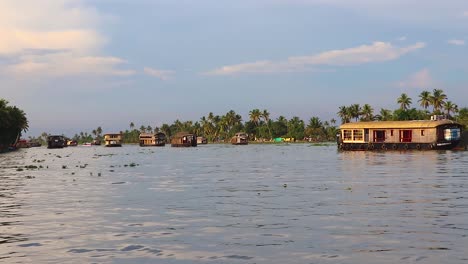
[105,144,122,147]
[339,141,460,151]
[47,143,65,149]
[232,142,248,145]
[171,143,197,147]
[140,143,165,147]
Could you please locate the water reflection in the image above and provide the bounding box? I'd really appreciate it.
[0,145,467,263]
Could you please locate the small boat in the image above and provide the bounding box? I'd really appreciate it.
[67,140,78,146]
[171,132,197,147]
[15,139,30,148]
[103,133,123,147]
[47,135,66,149]
[139,132,166,147]
[92,139,101,145]
[337,117,463,151]
[197,136,207,145]
[231,132,248,145]
[82,142,92,146]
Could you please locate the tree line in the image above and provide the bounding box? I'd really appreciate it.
[337,89,467,125]
[27,89,468,145]
[0,99,29,151]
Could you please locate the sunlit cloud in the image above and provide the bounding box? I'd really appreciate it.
[0,1,132,78]
[206,42,426,75]
[143,67,175,80]
[398,68,435,89]
[447,39,465,46]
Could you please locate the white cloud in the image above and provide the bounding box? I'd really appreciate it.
[398,68,435,89]
[206,42,426,76]
[0,1,132,77]
[143,67,175,80]
[447,39,465,46]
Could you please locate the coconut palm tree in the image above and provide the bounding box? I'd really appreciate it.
[337,106,350,124]
[397,93,412,110]
[261,109,272,139]
[444,101,458,118]
[129,122,135,130]
[349,104,361,121]
[418,90,431,110]
[378,108,393,121]
[360,104,374,121]
[249,109,262,126]
[431,89,447,114]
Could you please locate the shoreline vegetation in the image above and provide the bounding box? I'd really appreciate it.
[5,89,468,148]
[0,99,28,152]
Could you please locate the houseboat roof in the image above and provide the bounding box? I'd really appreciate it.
[103,133,122,136]
[173,132,194,137]
[340,120,461,129]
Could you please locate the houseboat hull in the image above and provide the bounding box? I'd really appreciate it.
[47,136,66,149]
[140,142,165,147]
[338,119,462,151]
[339,141,460,151]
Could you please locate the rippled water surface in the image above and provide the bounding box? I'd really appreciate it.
[1,144,468,263]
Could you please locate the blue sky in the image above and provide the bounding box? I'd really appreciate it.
[1,0,468,136]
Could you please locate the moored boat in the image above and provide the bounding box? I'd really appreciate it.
[104,133,123,147]
[47,135,66,149]
[171,132,197,147]
[231,132,248,145]
[337,118,462,151]
[139,132,166,147]
[197,136,207,145]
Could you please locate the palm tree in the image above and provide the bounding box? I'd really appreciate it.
[337,106,350,124]
[360,104,374,121]
[349,104,361,121]
[418,90,431,110]
[431,89,447,114]
[249,109,262,126]
[378,108,393,121]
[139,125,146,133]
[261,109,272,139]
[129,122,135,130]
[444,101,458,118]
[397,93,412,110]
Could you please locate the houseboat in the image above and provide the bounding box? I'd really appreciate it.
[197,136,208,145]
[92,139,101,145]
[171,132,197,147]
[47,135,66,149]
[67,140,78,146]
[104,133,123,147]
[231,132,248,145]
[139,132,166,146]
[337,118,462,151]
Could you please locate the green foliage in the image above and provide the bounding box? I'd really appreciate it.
[0,99,28,150]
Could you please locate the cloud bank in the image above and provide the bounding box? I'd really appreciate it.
[206,41,426,75]
[143,67,175,80]
[447,39,465,46]
[0,0,132,77]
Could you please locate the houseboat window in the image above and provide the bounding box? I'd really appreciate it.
[421,130,425,136]
[390,130,393,136]
[374,130,385,142]
[444,128,461,141]
[400,130,412,142]
[343,130,352,141]
[353,130,363,141]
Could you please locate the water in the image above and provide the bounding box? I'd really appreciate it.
[1,144,468,263]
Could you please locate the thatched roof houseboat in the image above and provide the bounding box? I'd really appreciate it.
[171,132,197,147]
[337,118,462,151]
[139,132,166,146]
[231,132,248,145]
[197,136,207,144]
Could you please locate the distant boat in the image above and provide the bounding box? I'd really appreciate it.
[92,139,101,145]
[231,132,248,145]
[47,135,66,149]
[171,132,197,147]
[82,142,92,146]
[67,140,78,146]
[139,132,166,147]
[197,136,207,145]
[104,133,123,147]
[337,117,463,151]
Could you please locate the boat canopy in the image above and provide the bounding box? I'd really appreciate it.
[340,120,460,130]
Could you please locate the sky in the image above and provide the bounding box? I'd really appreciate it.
[1,0,468,137]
